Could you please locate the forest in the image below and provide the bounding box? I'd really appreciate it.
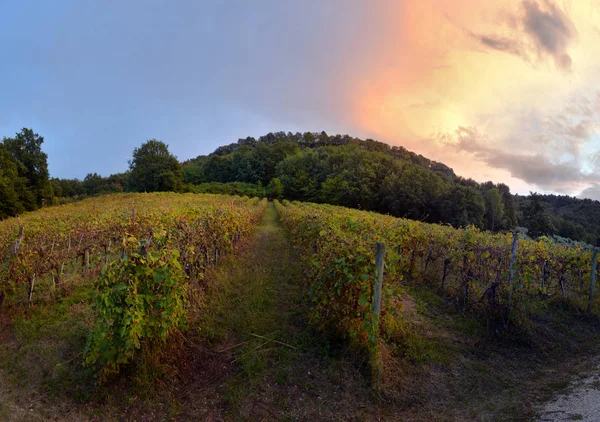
[1,128,599,244]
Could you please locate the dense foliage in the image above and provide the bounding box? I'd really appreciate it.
[184,132,516,232]
[128,139,183,192]
[276,200,600,351]
[0,192,266,378]
[85,248,188,378]
[0,193,266,307]
[3,126,600,245]
[516,193,600,246]
[0,129,52,217]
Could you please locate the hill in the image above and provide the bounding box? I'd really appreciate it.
[4,127,600,245]
[183,131,517,233]
[183,131,600,245]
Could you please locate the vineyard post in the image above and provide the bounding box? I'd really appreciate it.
[28,274,35,303]
[371,242,385,389]
[13,226,24,255]
[140,239,147,257]
[588,249,598,313]
[507,231,519,309]
[442,258,450,290]
[541,261,547,290]
[423,245,433,273]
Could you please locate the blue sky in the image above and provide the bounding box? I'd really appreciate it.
[1,0,389,179]
[2,1,600,199]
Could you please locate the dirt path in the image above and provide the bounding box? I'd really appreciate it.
[169,202,376,421]
[538,364,600,421]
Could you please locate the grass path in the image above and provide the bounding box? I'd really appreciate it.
[171,201,375,421]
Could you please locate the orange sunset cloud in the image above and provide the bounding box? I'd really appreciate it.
[355,0,600,197]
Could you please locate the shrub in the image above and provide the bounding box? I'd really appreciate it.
[84,247,188,380]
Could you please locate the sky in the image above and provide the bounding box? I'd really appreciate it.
[1,1,600,199]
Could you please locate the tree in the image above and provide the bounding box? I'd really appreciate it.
[440,185,486,228]
[276,150,321,201]
[378,165,445,221]
[497,183,517,230]
[183,163,205,185]
[484,188,504,231]
[83,173,106,196]
[0,144,23,218]
[321,174,351,205]
[128,140,183,192]
[266,177,284,199]
[521,193,555,238]
[2,128,52,210]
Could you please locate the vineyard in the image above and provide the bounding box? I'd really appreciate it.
[0,193,265,305]
[275,199,600,353]
[2,194,600,419]
[0,193,266,376]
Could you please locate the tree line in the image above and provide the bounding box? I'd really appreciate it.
[183,131,516,232]
[1,128,597,244]
[0,130,182,216]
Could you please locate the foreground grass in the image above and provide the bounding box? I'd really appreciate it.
[2,202,600,420]
[0,282,96,421]
[171,202,375,420]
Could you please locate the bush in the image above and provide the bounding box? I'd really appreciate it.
[84,247,188,380]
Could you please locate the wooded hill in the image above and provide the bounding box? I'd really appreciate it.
[182,131,600,245]
[183,131,516,232]
[2,128,600,245]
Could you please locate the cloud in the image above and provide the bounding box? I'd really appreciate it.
[448,126,598,192]
[578,184,600,200]
[471,0,576,70]
[567,120,593,139]
[522,0,576,70]
[477,34,528,58]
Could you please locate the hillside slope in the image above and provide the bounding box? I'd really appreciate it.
[183,131,600,245]
[183,131,517,233]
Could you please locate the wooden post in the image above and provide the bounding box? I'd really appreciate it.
[541,261,547,290]
[371,242,385,389]
[28,274,36,303]
[85,249,90,271]
[462,254,469,309]
[588,250,598,313]
[423,245,433,273]
[373,243,385,317]
[60,238,70,278]
[442,258,450,290]
[13,226,24,255]
[507,231,519,308]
